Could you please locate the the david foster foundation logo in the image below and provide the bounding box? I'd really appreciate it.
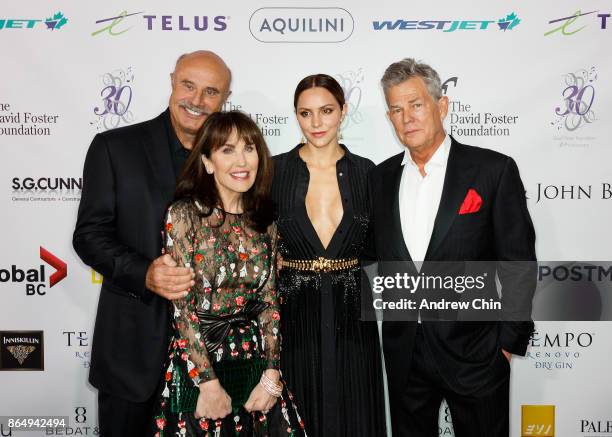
[0,103,60,137]
[0,247,67,296]
[444,77,519,138]
[250,7,354,43]
[91,67,135,131]
[522,405,555,437]
[527,330,594,370]
[11,176,82,203]
[222,100,289,139]
[0,331,44,371]
[0,11,67,30]
[551,66,597,147]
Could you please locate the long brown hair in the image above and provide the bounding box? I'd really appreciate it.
[175,111,274,231]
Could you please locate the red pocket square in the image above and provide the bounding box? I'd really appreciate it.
[458,189,482,215]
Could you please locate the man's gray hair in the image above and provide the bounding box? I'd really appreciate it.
[381,58,443,101]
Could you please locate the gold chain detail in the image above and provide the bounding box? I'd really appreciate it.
[280,256,359,273]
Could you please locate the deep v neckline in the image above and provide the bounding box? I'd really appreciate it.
[297,154,347,256]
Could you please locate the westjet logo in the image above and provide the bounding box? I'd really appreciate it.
[373,13,520,32]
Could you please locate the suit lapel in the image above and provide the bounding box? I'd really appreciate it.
[385,155,413,261]
[425,139,477,260]
[141,110,176,208]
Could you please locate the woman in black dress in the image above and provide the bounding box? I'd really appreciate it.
[272,75,386,436]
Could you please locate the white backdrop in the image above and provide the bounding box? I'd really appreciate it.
[1,1,611,436]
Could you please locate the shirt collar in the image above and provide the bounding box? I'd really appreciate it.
[401,133,451,169]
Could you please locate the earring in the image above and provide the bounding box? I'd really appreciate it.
[300,136,306,145]
[338,130,343,141]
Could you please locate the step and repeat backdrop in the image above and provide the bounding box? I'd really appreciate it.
[1,1,611,436]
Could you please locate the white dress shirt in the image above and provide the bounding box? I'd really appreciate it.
[399,134,451,264]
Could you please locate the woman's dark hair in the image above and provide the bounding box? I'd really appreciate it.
[293,74,346,110]
[175,110,274,232]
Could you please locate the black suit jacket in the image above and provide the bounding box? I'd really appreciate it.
[73,111,177,402]
[369,137,536,396]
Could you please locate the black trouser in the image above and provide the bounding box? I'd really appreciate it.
[98,390,157,437]
[389,326,510,437]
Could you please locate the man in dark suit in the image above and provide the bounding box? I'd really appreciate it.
[369,58,536,436]
[73,50,231,435]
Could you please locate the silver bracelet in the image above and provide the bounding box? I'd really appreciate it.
[260,372,283,397]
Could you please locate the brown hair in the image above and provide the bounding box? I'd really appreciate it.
[175,111,274,231]
[293,74,346,110]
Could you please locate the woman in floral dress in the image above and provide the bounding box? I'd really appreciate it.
[153,111,306,436]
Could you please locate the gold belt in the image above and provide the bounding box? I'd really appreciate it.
[281,256,359,273]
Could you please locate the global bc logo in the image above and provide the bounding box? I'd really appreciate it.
[249,8,354,43]
[0,247,67,296]
[373,12,520,32]
[0,11,68,30]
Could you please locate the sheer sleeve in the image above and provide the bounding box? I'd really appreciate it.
[257,223,281,370]
[164,201,216,383]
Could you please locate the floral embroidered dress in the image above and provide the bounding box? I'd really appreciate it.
[153,199,306,437]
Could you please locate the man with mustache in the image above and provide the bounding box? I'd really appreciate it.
[73,50,231,436]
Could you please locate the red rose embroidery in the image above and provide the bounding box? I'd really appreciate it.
[239,252,248,261]
[194,253,204,263]
[235,295,245,306]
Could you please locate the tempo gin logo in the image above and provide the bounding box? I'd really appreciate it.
[521,405,555,437]
[91,67,135,131]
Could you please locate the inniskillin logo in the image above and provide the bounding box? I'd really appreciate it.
[249,7,354,43]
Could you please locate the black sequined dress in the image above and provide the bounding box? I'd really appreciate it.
[271,145,386,437]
